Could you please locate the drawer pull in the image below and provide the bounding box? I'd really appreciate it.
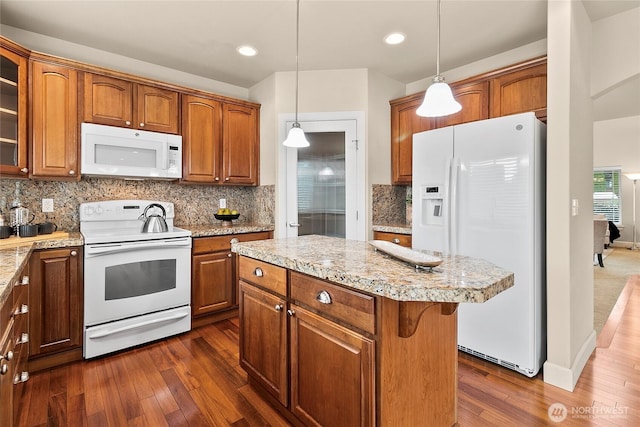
[16,333,29,345]
[14,304,28,316]
[316,290,333,305]
[21,276,29,285]
[392,238,401,244]
[230,237,239,244]
[287,309,296,317]
[275,304,283,312]
[0,351,13,362]
[14,371,29,384]
[0,363,7,375]
[254,267,264,277]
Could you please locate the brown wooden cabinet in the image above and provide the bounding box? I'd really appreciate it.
[192,231,272,328]
[390,57,546,184]
[1,286,15,427]
[30,59,79,179]
[182,94,222,183]
[182,97,259,185]
[28,247,83,371]
[222,103,259,185]
[0,37,29,178]
[239,257,375,426]
[373,230,412,248]
[83,73,179,134]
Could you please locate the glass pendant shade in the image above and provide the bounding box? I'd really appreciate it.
[283,123,309,148]
[416,76,462,117]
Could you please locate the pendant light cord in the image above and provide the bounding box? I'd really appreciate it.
[436,0,441,77]
[294,0,300,124]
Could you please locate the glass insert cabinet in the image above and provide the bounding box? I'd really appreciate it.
[0,38,28,176]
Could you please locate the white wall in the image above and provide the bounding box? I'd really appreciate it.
[544,0,595,392]
[594,116,640,242]
[0,24,248,99]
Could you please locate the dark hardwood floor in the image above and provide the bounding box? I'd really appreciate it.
[17,276,640,426]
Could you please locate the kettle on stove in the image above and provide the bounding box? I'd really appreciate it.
[139,203,169,233]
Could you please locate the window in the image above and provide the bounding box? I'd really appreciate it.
[593,168,621,223]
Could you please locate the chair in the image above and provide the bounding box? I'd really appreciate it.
[594,218,609,267]
[593,214,611,246]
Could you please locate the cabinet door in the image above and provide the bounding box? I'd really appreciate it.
[135,84,179,134]
[29,248,83,356]
[222,103,259,185]
[0,334,14,427]
[239,281,287,405]
[31,61,79,179]
[438,80,489,128]
[390,96,437,185]
[489,62,547,120]
[83,73,133,128]
[290,305,374,427]
[182,94,222,183]
[0,46,28,178]
[192,251,234,316]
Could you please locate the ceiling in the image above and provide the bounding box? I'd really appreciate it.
[1,1,639,120]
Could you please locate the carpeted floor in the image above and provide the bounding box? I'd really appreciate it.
[593,246,640,334]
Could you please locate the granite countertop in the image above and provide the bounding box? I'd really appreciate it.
[232,235,514,303]
[182,223,274,238]
[0,232,84,308]
[372,224,412,235]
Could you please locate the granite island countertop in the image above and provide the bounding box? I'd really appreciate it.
[232,235,513,303]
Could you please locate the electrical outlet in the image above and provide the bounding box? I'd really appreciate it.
[219,198,227,209]
[42,198,54,213]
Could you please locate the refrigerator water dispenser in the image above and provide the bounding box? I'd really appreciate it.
[420,185,444,226]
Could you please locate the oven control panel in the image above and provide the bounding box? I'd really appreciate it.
[80,200,175,221]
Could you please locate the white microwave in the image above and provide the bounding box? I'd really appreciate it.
[81,123,182,180]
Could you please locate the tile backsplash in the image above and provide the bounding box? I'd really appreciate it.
[371,184,410,225]
[0,178,274,231]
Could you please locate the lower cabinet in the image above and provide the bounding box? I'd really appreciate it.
[192,231,273,328]
[28,247,83,371]
[239,257,375,426]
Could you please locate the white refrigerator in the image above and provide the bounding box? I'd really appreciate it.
[412,112,546,377]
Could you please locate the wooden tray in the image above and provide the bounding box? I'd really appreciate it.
[0,231,70,248]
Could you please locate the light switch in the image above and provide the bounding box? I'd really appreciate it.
[571,199,579,216]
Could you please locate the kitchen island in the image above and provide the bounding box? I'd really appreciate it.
[232,235,514,427]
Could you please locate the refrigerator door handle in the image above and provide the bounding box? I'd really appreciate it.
[449,157,459,255]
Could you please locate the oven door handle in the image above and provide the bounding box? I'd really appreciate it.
[85,237,191,256]
[87,311,189,339]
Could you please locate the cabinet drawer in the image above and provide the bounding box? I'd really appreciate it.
[373,231,412,248]
[193,231,272,254]
[290,271,375,334]
[239,257,286,296]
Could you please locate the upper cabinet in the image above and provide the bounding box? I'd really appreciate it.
[182,95,259,186]
[30,58,79,179]
[83,73,180,134]
[390,56,546,185]
[0,38,29,178]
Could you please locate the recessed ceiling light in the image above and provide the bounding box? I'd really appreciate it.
[384,32,406,45]
[237,45,258,56]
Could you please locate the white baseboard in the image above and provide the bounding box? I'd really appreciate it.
[543,329,596,391]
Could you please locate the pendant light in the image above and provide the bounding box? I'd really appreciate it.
[416,0,461,117]
[283,0,310,147]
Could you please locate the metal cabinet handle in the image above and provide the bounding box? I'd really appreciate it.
[316,290,332,305]
[392,238,401,244]
[21,276,29,286]
[14,304,28,316]
[125,120,131,126]
[227,253,232,258]
[1,351,13,362]
[0,363,8,375]
[16,333,29,345]
[287,309,295,317]
[254,267,263,277]
[139,123,145,127]
[215,177,220,181]
[14,371,29,384]
[224,177,230,181]
[288,222,301,227]
[71,250,77,256]
[275,304,283,312]
[69,170,76,175]
[230,237,239,244]
[20,168,28,174]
